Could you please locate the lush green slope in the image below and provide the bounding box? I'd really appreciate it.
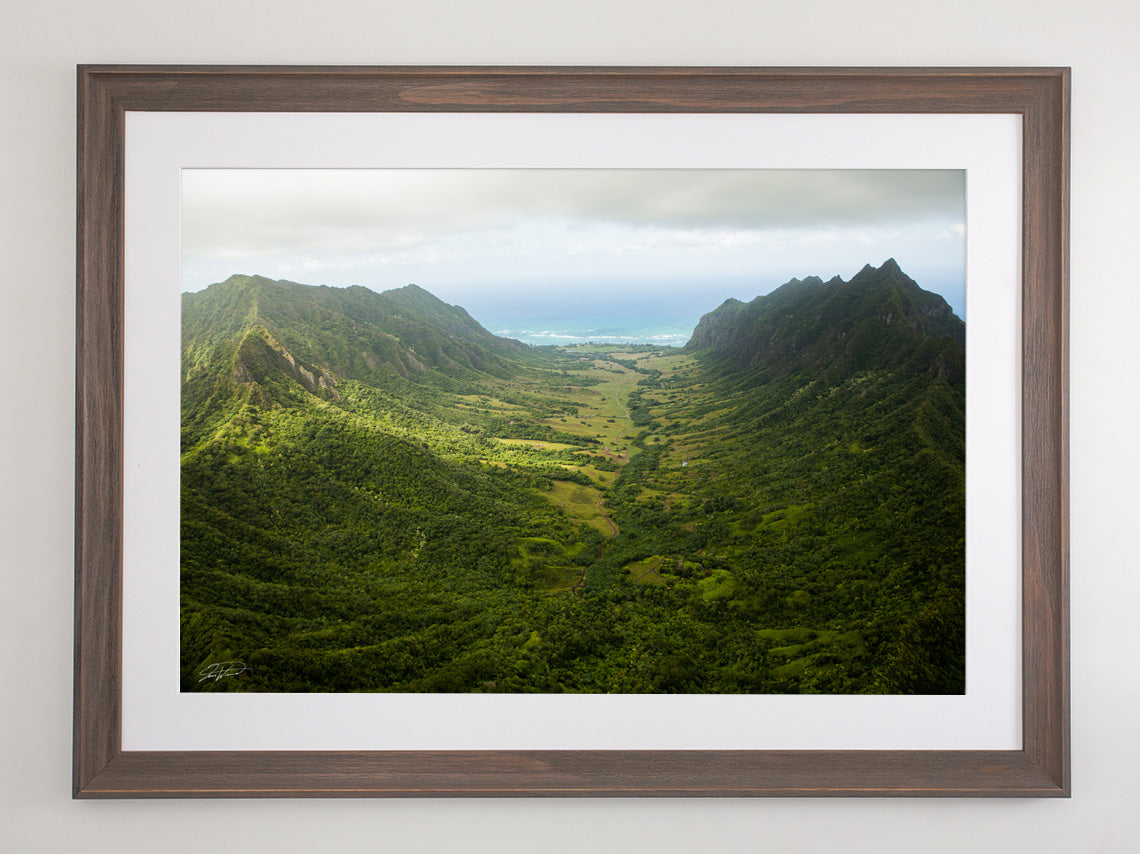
[181,266,965,694]
[665,260,965,691]
[181,275,536,447]
[687,258,963,376]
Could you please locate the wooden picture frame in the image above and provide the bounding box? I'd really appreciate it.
[75,66,1069,797]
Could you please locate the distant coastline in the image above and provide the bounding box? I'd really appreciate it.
[492,326,692,347]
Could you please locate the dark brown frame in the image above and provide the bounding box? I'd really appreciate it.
[75,66,1069,797]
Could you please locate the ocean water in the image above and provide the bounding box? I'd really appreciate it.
[490,319,695,347]
[458,279,737,348]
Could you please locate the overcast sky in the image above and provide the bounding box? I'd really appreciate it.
[181,169,966,319]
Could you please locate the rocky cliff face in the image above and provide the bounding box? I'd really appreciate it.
[231,328,342,401]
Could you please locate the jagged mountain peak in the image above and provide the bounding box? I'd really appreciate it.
[857,256,902,277]
[685,260,964,381]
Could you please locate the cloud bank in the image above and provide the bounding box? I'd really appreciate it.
[181,168,966,317]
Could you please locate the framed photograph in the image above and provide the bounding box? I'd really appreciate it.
[75,66,1068,797]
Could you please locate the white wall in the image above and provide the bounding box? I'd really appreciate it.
[2,1,1134,851]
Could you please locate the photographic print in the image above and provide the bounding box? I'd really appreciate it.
[76,66,1068,797]
[179,167,967,695]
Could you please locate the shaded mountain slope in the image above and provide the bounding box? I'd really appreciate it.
[687,258,963,382]
[662,260,966,692]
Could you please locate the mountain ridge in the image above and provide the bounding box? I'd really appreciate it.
[685,259,964,382]
[180,275,536,444]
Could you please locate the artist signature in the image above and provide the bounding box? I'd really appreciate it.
[198,660,251,682]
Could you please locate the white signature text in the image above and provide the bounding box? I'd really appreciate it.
[198,660,251,682]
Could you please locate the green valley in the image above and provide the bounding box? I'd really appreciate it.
[181,261,965,694]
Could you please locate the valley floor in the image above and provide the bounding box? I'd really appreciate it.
[181,343,965,695]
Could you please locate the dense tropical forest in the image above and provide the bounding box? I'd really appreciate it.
[180,259,965,694]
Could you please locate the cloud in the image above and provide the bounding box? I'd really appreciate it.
[180,168,966,317]
[181,168,964,261]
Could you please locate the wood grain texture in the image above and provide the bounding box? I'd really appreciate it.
[74,66,1069,798]
[74,66,125,797]
[77,749,1063,798]
[1017,69,1071,794]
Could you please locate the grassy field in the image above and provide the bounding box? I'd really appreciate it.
[538,480,615,536]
